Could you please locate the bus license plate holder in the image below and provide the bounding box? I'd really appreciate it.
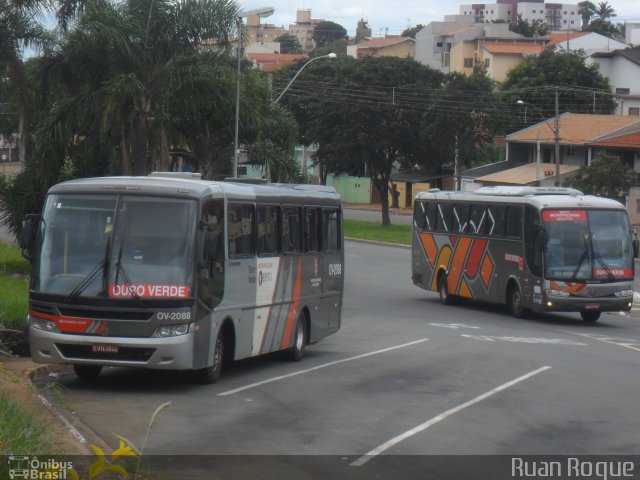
[92,344,119,354]
[585,303,599,310]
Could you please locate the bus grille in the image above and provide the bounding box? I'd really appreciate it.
[57,308,153,321]
[56,344,155,362]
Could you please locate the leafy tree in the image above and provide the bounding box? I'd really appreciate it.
[510,14,549,37]
[585,18,622,38]
[276,33,303,54]
[422,67,507,185]
[578,1,596,29]
[280,56,444,225]
[312,21,347,49]
[500,50,616,121]
[401,24,424,39]
[566,154,637,202]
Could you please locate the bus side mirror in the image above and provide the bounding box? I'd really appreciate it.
[204,231,219,262]
[535,227,547,253]
[20,214,40,261]
[633,238,639,259]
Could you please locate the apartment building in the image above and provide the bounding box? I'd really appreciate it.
[459,1,579,29]
[289,9,323,53]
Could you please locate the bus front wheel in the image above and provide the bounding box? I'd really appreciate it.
[580,310,601,323]
[73,365,102,379]
[286,312,307,362]
[195,332,224,384]
[508,284,529,318]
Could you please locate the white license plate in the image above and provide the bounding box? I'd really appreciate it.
[91,344,119,354]
[585,303,600,310]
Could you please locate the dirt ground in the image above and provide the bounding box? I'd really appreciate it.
[0,356,93,455]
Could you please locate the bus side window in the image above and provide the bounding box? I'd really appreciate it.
[413,201,427,231]
[304,207,321,253]
[228,204,255,258]
[524,205,543,276]
[504,206,523,239]
[453,204,469,233]
[257,205,279,256]
[323,209,340,252]
[282,207,301,254]
[469,204,486,235]
[425,202,436,231]
[485,205,505,237]
[436,203,452,232]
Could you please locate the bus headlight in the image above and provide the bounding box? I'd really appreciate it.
[152,323,193,338]
[30,317,60,333]
[614,290,634,298]
[546,289,570,298]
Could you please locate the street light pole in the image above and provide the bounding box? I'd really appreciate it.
[517,93,561,186]
[233,7,274,178]
[273,53,337,104]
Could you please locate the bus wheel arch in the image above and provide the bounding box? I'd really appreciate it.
[437,269,452,305]
[194,317,235,384]
[287,308,309,362]
[506,279,529,318]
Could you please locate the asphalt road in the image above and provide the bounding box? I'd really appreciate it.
[35,240,640,479]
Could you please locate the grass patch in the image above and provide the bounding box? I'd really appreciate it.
[343,219,411,246]
[0,393,50,454]
[0,242,29,328]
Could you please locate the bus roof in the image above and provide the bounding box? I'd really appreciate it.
[47,175,341,204]
[414,186,625,210]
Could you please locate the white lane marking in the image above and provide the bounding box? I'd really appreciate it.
[429,323,480,330]
[218,339,429,396]
[461,334,587,346]
[350,366,552,467]
[564,331,640,353]
[37,394,87,445]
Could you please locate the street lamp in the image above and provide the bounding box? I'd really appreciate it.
[233,6,274,178]
[517,89,561,186]
[273,53,337,104]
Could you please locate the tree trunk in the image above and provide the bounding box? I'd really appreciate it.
[157,125,170,172]
[372,177,391,226]
[131,115,148,176]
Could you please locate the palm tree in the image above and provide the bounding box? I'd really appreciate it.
[578,1,596,29]
[596,1,616,21]
[0,0,49,170]
[40,0,239,176]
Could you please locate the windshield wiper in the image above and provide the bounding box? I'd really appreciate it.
[570,236,590,282]
[65,237,111,303]
[592,252,616,281]
[114,246,143,306]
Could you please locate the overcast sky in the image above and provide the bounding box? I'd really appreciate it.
[251,0,640,36]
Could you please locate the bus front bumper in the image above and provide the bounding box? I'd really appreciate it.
[542,296,633,313]
[29,327,195,370]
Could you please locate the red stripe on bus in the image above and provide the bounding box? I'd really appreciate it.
[282,260,303,349]
[29,310,93,333]
[419,233,438,267]
[464,239,488,278]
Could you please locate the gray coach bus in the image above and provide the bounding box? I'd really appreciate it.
[412,186,634,322]
[22,174,344,383]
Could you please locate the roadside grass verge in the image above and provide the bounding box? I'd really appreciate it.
[343,219,411,246]
[0,393,51,454]
[0,242,29,329]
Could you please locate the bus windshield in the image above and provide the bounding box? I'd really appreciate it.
[34,194,196,300]
[543,209,633,281]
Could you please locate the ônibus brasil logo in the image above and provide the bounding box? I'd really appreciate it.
[7,456,73,480]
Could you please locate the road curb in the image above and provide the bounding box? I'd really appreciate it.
[344,237,410,249]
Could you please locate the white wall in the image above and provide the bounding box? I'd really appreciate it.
[553,33,627,56]
[588,55,640,115]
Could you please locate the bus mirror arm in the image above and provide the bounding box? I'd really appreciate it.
[20,214,41,261]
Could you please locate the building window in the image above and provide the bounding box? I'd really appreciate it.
[616,88,631,95]
[436,41,443,47]
[485,58,490,67]
[629,107,640,116]
[532,10,536,13]
[464,58,474,68]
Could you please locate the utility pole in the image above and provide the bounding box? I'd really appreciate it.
[554,87,561,186]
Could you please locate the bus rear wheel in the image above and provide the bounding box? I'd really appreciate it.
[195,332,224,384]
[73,365,102,379]
[580,310,601,323]
[508,284,529,318]
[438,272,452,305]
[286,312,307,362]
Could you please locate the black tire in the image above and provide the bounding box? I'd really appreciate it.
[508,284,529,318]
[286,312,307,362]
[73,364,102,379]
[195,331,224,384]
[580,310,601,323]
[438,272,452,305]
